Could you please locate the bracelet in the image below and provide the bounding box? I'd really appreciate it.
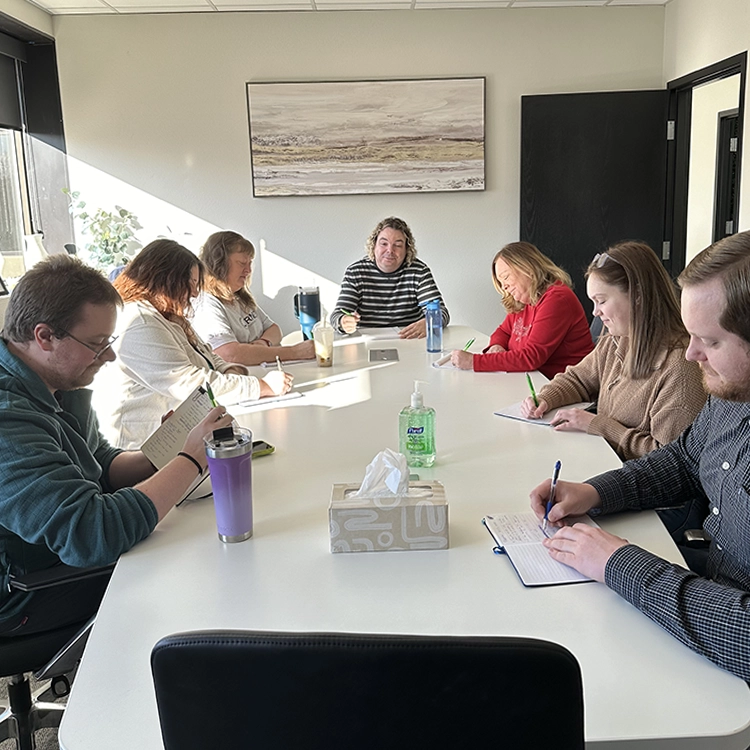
[177,451,203,476]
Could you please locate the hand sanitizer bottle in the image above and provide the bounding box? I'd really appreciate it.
[399,381,436,467]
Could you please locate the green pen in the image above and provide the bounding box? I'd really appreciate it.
[526,372,539,407]
[342,310,356,316]
[204,381,219,407]
[462,337,475,352]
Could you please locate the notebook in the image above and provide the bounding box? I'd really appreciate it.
[494,401,593,426]
[482,512,598,586]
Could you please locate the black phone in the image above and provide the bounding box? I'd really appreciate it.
[252,440,275,457]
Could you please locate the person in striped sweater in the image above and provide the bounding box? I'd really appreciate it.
[329,217,449,339]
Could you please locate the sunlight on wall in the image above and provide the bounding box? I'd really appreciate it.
[67,157,221,254]
[259,239,340,319]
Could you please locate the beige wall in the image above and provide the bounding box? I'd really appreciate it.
[51,7,665,334]
[665,0,750,232]
[685,74,741,264]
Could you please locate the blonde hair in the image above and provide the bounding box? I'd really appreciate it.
[587,241,687,379]
[200,231,257,312]
[492,242,572,313]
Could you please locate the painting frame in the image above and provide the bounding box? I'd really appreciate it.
[246,77,485,198]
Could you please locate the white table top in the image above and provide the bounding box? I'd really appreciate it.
[59,326,750,749]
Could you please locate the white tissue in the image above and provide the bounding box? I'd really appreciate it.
[352,449,410,497]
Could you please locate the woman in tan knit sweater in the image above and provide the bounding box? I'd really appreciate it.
[520,241,706,461]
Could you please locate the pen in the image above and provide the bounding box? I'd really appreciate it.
[543,460,562,532]
[342,310,356,316]
[526,372,539,407]
[204,381,218,407]
[462,337,475,352]
[276,356,283,372]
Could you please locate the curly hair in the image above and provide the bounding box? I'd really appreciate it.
[114,239,203,345]
[587,241,687,379]
[200,231,257,312]
[491,242,572,314]
[365,217,417,266]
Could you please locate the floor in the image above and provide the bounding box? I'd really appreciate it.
[0,675,62,750]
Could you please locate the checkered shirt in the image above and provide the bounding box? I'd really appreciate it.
[588,396,750,680]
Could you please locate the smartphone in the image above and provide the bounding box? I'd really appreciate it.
[252,440,275,458]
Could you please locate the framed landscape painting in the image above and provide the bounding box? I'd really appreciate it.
[246,77,485,197]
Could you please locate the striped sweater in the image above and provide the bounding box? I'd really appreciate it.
[330,257,449,333]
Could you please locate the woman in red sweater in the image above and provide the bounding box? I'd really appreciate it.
[450,242,593,378]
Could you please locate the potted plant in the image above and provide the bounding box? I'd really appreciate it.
[63,189,141,273]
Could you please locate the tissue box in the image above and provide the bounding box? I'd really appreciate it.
[329,481,448,553]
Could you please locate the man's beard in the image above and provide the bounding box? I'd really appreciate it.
[702,370,750,402]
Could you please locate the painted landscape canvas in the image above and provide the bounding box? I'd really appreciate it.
[246,78,485,197]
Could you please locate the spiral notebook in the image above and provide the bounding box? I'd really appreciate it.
[482,512,598,587]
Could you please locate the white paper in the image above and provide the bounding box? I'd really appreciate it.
[483,512,599,586]
[494,401,594,426]
[349,327,402,340]
[141,386,212,469]
[259,359,310,368]
[232,391,304,410]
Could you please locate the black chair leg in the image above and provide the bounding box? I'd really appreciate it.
[0,673,65,750]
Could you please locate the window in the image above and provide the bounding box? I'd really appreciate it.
[0,127,31,281]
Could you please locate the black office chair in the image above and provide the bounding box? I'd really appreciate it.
[0,563,114,750]
[152,630,585,750]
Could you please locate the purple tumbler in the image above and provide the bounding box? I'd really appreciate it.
[204,426,254,543]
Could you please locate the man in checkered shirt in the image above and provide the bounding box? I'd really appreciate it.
[530,230,750,681]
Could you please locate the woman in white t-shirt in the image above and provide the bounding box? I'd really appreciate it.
[193,231,315,367]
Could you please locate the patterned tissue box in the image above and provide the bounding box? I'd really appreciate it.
[329,481,449,553]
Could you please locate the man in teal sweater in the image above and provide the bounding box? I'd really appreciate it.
[0,255,232,637]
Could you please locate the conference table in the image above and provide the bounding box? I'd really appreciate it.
[59,325,750,749]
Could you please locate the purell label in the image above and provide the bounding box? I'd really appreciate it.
[407,426,425,435]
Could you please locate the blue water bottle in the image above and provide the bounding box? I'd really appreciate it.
[424,299,443,353]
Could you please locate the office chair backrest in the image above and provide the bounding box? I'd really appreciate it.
[151,630,585,750]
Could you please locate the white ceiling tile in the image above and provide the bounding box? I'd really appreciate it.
[509,0,608,6]
[215,0,311,5]
[31,0,112,7]
[40,4,118,11]
[111,0,212,6]
[316,0,412,6]
[606,0,669,5]
[417,0,510,7]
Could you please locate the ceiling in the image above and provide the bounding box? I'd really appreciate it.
[27,0,671,18]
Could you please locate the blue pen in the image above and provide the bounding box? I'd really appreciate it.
[543,460,562,532]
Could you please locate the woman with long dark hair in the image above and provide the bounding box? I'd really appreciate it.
[95,239,292,449]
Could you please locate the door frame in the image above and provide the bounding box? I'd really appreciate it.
[665,52,747,275]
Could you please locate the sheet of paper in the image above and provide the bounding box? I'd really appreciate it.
[259,359,310,368]
[141,386,212,469]
[232,391,304,410]
[350,327,402,340]
[483,512,599,586]
[494,401,593,426]
[506,543,591,586]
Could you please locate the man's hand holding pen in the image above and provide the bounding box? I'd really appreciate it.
[530,478,627,583]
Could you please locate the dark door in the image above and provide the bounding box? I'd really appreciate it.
[521,90,668,320]
[713,109,740,242]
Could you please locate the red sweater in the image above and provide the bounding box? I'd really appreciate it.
[474,282,593,379]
